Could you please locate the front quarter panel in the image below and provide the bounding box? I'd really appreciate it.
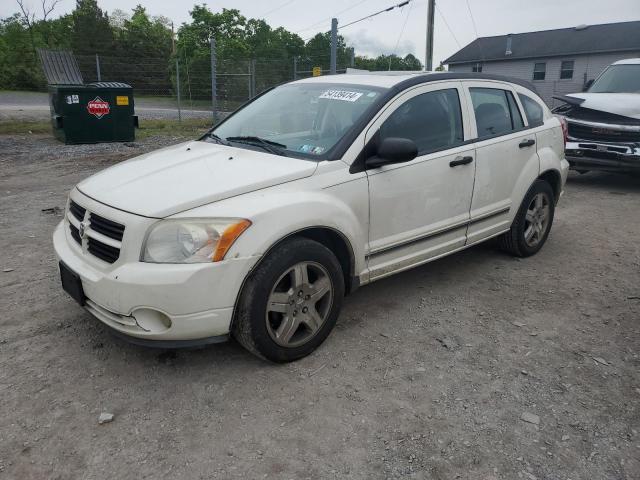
[172,161,370,281]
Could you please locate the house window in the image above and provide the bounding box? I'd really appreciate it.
[560,60,574,79]
[533,62,546,81]
[472,63,483,73]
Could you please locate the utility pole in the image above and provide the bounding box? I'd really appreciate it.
[171,22,176,55]
[330,18,338,75]
[425,0,435,71]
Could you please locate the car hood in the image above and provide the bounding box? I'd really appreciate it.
[565,93,640,120]
[77,140,318,217]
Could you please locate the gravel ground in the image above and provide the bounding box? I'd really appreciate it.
[0,91,212,121]
[0,133,639,480]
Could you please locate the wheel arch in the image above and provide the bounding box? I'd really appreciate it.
[229,226,358,332]
[538,168,562,204]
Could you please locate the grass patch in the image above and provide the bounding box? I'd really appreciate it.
[0,120,51,135]
[136,118,212,139]
[0,118,212,139]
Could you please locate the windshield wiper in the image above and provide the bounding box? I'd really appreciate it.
[226,136,288,156]
[205,132,230,145]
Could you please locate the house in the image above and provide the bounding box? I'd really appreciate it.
[444,21,640,107]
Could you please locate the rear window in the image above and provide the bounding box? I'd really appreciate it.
[518,94,544,126]
[470,88,524,139]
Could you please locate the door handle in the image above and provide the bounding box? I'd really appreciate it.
[519,139,535,148]
[449,156,474,167]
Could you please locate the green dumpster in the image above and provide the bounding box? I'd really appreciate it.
[49,82,138,144]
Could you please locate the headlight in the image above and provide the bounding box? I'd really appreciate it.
[141,218,251,263]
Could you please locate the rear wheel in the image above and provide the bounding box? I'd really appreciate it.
[233,237,344,362]
[499,179,555,257]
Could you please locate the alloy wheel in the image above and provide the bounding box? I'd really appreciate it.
[265,261,334,348]
[524,192,551,247]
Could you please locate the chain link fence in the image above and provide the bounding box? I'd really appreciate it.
[74,52,352,122]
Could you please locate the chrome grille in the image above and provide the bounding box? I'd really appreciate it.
[568,122,640,143]
[67,201,125,264]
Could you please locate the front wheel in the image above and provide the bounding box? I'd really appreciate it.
[233,237,345,362]
[499,179,555,257]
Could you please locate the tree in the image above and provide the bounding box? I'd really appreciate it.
[71,0,114,55]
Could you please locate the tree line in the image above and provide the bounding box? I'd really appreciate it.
[0,0,423,94]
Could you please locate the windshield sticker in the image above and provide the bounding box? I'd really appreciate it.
[299,144,326,155]
[319,90,363,102]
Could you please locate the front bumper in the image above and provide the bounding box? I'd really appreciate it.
[53,220,259,343]
[565,142,640,173]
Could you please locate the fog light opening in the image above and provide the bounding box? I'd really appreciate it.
[132,309,172,333]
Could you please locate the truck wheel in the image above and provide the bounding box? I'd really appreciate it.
[499,179,555,257]
[233,237,344,362]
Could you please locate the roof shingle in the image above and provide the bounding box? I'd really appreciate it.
[444,21,640,65]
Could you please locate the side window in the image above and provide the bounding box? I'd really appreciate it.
[379,88,464,154]
[470,87,523,139]
[518,93,545,126]
[533,62,546,81]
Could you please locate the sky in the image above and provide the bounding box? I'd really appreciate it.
[2,0,639,66]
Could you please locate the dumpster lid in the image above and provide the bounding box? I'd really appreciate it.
[88,82,132,89]
[37,49,83,85]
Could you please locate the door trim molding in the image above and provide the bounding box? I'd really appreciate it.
[367,206,510,259]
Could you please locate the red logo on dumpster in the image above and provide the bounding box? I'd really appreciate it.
[87,97,110,119]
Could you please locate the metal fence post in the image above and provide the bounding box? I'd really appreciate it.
[250,59,256,98]
[175,58,182,122]
[330,18,338,75]
[210,37,217,122]
[293,56,298,80]
[95,54,101,82]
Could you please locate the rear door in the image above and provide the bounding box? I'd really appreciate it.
[462,81,540,244]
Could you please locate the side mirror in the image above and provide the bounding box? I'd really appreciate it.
[583,79,594,92]
[366,137,418,169]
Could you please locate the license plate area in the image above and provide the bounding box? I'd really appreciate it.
[59,262,85,306]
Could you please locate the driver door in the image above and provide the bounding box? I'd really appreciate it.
[365,82,476,280]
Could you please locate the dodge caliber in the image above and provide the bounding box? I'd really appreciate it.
[54,72,569,362]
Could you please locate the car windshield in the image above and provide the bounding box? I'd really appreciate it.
[208,83,386,159]
[588,64,640,93]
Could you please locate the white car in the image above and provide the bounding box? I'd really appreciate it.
[553,58,640,174]
[53,72,569,362]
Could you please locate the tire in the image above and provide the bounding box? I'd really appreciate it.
[499,179,555,257]
[233,237,345,363]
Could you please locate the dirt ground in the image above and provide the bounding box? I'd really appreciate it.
[0,133,639,480]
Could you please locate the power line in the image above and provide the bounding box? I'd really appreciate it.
[295,0,370,33]
[435,3,461,49]
[339,0,412,30]
[259,0,298,19]
[465,0,480,39]
[389,0,413,69]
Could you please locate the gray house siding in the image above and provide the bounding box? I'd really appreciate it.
[449,51,640,107]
